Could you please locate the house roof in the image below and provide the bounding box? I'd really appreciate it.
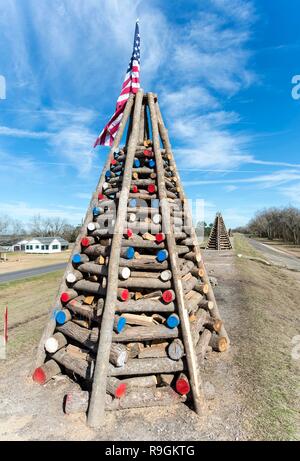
[28,237,69,245]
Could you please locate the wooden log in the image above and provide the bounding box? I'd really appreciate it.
[84,244,110,259]
[209,334,228,352]
[138,342,168,358]
[196,329,212,363]
[143,290,163,299]
[190,308,209,337]
[185,291,204,314]
[122,375,157,388]
[159,374,174,386]
[119,257,169,271]
[112,325,178,342]
[88,90,144,429]
[64,390,90,414]
[182,276,197,293]
[108,357,185,376]
[77,262,108,276]
[126,342,144,358]
[115,299,175,313]
[124,222,161,234]
[109,343,129,367]
[179,260,195,277]
[184,251,202,263]
[122,313,156,326]
[118,277,171,290]
[122,238,164,249]
[151,94,205,415]
[106,377,127,398]
[60,289,78,304]
[32,360,61,384]
[57,321,98,350]
[194,282,209,295]
[66,299,95,321]
[52,348,94,381]
[66,270,83,284]
[167,339,185,360]
[66,387,184,413]
[44,332,68,353]
[73,280,106,296]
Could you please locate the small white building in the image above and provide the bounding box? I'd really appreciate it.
[25,237,69,254]
[13,239,29,252]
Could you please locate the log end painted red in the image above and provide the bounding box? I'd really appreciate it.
[156,232,165,243]
[120,289,129,301]
[98,193,105,201]
[81,237,90,247]
[132,185,138,193]
[60,292,70,303]
[126,229,133,238]
[32,367,46,385]
[162,290,174,303]
[176,377,190,395]
[148,184,156,193]
[115,383,127,398]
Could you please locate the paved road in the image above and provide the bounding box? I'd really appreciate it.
[0,263,67,284]
[249,239,300,271]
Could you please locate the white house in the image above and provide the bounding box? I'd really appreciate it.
[25,237,69,254]
[13,239,29,251]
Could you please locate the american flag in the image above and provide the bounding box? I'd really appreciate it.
[94,20,140,147]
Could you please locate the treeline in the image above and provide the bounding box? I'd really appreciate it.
[236,206,300,245]
[0,214,81,243]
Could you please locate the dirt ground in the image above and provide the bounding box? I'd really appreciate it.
[0,250,70,275]
[0,236,299,441]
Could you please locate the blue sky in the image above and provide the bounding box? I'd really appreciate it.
[0,0,300,228]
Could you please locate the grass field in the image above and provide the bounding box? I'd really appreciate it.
[233,234,300,440]
[0,270,63,361]
[0,251,70,275]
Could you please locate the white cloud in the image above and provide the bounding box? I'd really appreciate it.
[183,170,300,188]
[281,183,300,205]
[225,185,238,192]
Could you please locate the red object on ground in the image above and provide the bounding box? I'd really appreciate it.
[126,229,133,238]
[60,292,70,303]
[115,383,127,398]
[132,185,138,193]
[162,290,174,303]
[98,193,105,200]
[148,184,156,193]
[81,237,90,247]
[143,149,152,157]
[120,289,129,301]
[32,367,46,385]
[176,376,190,395]
[155,233,165,243]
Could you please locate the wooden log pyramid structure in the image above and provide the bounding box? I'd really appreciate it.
[206,213,232,251]
[33,91,230,428]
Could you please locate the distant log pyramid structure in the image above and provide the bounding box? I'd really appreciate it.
[33,91,229,428]
[206,213,232,250]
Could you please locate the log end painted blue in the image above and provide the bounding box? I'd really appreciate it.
[166,314,180,329]
[72,254,82,264]
[126,247,135,260]
[56,310,68,325]
[156,249,168,262]
[115,316,126,333]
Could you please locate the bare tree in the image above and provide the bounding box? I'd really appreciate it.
[0,215,11,234]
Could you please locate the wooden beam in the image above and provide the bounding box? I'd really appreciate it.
[87,90,144,429]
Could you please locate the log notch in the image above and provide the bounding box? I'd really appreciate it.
[88,89,144,428]
[148,92,205,415]
[34,93,136,371]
